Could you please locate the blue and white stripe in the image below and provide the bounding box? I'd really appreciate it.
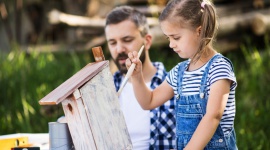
[166,56,237,134]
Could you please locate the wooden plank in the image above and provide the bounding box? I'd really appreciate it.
[48,9,158,27]
[39,61,108,105]
[62,97,97,150]
[72,89,81,100]
[48,9,105,27]
[80,66,132,149]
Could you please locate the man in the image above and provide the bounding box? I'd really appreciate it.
[105,6,176,150]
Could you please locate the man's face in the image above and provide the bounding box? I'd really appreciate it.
[105,20,146,74]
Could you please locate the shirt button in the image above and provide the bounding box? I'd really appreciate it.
[219,139,223,143]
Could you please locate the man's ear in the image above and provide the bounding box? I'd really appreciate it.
[144,34,152,51]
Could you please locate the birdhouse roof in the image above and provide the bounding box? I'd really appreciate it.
[39,61,108,105]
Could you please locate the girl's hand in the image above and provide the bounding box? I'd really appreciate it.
[125,51,143,78]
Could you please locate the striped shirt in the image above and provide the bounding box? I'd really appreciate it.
[114,62,176,150]
[166,56,237,134]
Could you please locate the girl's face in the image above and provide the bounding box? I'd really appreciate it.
[160,20,201,59]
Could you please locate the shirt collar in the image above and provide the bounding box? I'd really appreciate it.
[151,62,167,82]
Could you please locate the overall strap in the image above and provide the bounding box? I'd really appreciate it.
[199,53,222,99]
[176,61,188,98]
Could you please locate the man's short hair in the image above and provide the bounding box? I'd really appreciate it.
[105,6,149,36]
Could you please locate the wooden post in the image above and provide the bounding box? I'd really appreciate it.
[0,2,13,44]
[92,46,105,62]
[15,0,23,44]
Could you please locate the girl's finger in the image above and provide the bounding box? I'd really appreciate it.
[128,51,138,63]
[125,58,132,68]
[132,51,138,58]
[128,52,134,59]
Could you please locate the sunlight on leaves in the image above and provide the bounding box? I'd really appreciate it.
[16,111,23,124]
[240,128,245,135]
[22,98,35,116]
[7,51,15,61]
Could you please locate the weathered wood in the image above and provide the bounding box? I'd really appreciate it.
[61,65,132,150]
[40,46,132,149]
[218,10,270,36]
[24,35,106,53]
[79,66,132,149]
[86,0,127,18]
[48,9,105,27]
[62,97,96,150]
[48,9,158,27]
[72,89,81,100]
[46,7,270,53]
[39,61,108,105]
[251,13,270,35]
[134,5,164,17]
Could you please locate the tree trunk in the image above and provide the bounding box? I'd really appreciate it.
[15,0,23,45]
[0,2,13,45]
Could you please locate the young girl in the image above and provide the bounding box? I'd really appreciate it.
[126,0,238,149]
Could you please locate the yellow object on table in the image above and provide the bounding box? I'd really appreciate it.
[0,136,29,150]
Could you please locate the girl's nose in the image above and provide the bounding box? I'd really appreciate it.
[169,41,176,48]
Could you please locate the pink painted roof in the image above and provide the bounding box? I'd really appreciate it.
[39,61,108,105]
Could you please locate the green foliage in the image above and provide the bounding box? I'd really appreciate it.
[0,47,92,134]
[224,36,270,150]
[0,38,269,149]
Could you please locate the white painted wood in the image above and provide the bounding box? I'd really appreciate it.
[72,89,81,100]
[62,97,97,150]
[80,66,132,150]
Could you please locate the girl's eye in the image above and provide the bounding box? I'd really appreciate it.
[174,37,180,40]
[165,36,180,41]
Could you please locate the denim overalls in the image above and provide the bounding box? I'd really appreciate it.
[175,54,237,150]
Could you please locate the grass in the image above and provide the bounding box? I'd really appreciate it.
[0,47,93,134]
[0,37,269,149]
[224,36,270,149]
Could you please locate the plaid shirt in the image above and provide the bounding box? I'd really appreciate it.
[113,62,176,150]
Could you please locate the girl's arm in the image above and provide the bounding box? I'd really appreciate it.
[184,79,231,150]
[126,51,174,110]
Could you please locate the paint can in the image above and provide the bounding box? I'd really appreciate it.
[49,122,74,150]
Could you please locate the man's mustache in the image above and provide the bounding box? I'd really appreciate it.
[116,53,128,61]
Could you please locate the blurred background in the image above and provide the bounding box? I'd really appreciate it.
[0,0,269,149]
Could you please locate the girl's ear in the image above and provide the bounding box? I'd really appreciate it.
[196,26,202,36]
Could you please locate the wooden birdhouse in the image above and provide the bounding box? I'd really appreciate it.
[39,47,132,150]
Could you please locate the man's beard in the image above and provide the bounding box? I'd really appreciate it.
[114,52,146,75]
